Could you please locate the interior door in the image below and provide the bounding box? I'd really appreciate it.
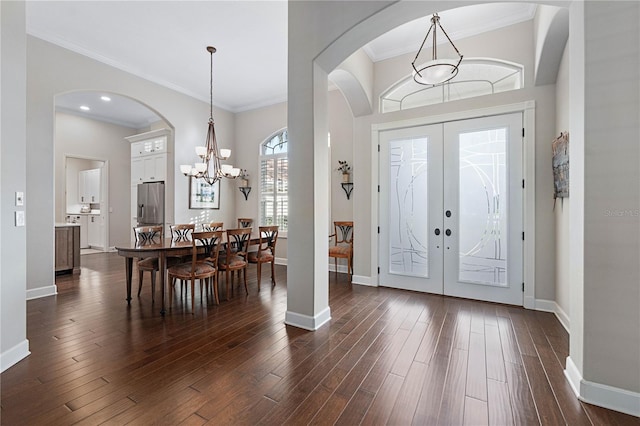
[378,113,523,306]
[379,124,443,294]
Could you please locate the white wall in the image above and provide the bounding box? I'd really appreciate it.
[26,36,237,295]
[55,112,137,247]
[582,0,639,395]
[233,91,354,264]
[234,101,288,259]
[554,42,570,326]
[1,0,30,372]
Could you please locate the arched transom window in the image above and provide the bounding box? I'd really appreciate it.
[381,59,524,113]
[260,129,288,232]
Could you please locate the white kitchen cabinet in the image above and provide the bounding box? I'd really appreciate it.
[131,153,166,183]
[78,168,101,203]
[88,214,104,248]
[131,136,167,157]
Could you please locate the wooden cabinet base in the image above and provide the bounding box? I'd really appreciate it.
[55,225,81,274]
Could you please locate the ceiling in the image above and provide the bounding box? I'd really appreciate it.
[27,1,537,128]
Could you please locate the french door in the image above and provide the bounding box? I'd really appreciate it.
[379,113,523,305]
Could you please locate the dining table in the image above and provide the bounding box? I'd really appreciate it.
[116,233,261,315]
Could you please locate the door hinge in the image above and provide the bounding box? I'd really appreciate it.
[377,185,380,193]
[377,266,380,274]
[522,232,525,240]
[378,144,380,152]
[522,282,525,292]
[377,226,380,234]
[522,128,525,137]
[522,179,525,189]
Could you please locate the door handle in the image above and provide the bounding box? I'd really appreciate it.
[445,229,452,236]
[434,228,441,236]
[446,210,452,218]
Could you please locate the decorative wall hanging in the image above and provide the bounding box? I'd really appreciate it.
[552,131,569,199]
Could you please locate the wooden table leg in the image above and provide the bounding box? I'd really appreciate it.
[159,254,166,316]
[124,256,133,304]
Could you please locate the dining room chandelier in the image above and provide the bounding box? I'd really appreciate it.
[180,46,240,185]
[411,13,463,86]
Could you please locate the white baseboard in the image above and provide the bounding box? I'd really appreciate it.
[565,356,640,418]
[534,298,570,333]
[1,339,30,373]
[352,275,376,287]
[26,285,57,300]
[275,257,287,266]
[328,263,349,274]
[285,306,331,331]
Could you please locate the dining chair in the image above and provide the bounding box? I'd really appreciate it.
[218,227,252,300]
[133,225,163,301]
[202,222,223,231]
[248,226,278,291]
[167,230,224,313]
[329,221,354,279]
[237,218,253,228]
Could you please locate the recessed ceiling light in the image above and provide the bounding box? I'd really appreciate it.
[101,96,111,102]
[80,105,90,111]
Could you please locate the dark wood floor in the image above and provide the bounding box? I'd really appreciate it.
[1,253,637,425]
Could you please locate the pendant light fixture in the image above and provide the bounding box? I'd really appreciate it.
[411,13,463,86]
[180,46,240,184]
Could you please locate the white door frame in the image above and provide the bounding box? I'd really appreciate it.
[371,101,536,308]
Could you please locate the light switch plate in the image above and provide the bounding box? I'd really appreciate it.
[16,191,24,206]
[15,211,25,227]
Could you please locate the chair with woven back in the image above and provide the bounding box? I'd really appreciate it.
[218,227,252,300]
[237,218,253,229]
[248,226,279,291]
[133,225,163,301]
[167,230,224,313]
[329,221,354,279]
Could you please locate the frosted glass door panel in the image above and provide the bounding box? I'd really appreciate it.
[379,124,443,294]
[443,113,523,306]
[458,129,507,286]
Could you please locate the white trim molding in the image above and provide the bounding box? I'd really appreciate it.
[285,307,331,331]
[565,357,640,418]
[1,340,30,373]
[275,257,288,266]
[352,275,376,287]
[26,285,57,300]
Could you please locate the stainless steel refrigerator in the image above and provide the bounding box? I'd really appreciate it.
[137,182,164,226]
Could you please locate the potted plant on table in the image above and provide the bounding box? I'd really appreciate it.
[336,160,351,182]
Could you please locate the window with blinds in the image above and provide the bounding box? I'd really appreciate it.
[260,129,288,231]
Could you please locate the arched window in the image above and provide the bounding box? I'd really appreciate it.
[260,129,288,232]
[380,59,524,113]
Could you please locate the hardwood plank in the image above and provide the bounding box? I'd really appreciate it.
[437,348,468,425]
[412,354,449,425]
[334,388,375,425]
[464,396,489,426]
[387,360,428,424]
[521,354,565,425]
[504,360,539,425]
[466,331,488,401]
[360,373,404,425]
[487,379,515,426]
[485,323,507,382]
